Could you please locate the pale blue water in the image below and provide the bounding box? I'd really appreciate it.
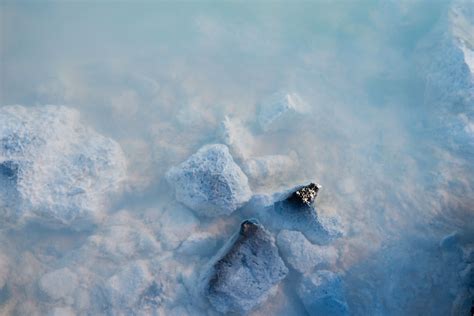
[1,1,473,315]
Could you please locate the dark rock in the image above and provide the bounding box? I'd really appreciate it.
[289,183,320,206]
[248,183,342,245]
[205,220,288,314]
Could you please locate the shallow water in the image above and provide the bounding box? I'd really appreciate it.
[1,1,473,315]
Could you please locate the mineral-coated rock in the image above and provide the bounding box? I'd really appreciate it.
[277,230,338,274]
[39,268,78,301]
[87,212,160,261]
[249,183,342,245]
[219,116,255,161]
[105,261,154,309]
[204,220,288,314]
[0,105,127,230]
[243,154,297,186]
[155,202,200,250]
[297,270,349,316]
[166,144,252,217]
[257,92,309,132]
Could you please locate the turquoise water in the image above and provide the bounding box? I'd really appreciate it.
[1,1,473,315]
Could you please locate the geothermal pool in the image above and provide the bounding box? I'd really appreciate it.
[0,1,473,315]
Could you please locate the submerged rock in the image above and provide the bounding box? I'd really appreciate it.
[166,144,252,217]
[105,261,154,309]
[204,220,288,314]
[248,183,342,245]
[416,1,474,143]
[257,92,309,132]
[39,268,78,301]
[0,105,127,230]
[87,211,161,262]
[219,116,255,161]
[297,270,349,316]
[277,230,338,274]
[243,154,297,186]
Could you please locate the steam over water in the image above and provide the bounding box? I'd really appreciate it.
[1,1,473,315]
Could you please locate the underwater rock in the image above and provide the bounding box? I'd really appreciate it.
[105,261,154,309]
[177,232,218,257]
[440,231,460,251]
[277,230,338,274]
[87,211,161,262]
[155,202,200,251]
[243,154,297,186]
[257,92,309,132]
[460,263,474,286]
[219,116,255,161]
[416,1,474,142]
[166,144,252,217]
[0,105,127,230]
[39,268,78,301]
[204,220,288,314]
[297,270,349,316]
[463,245,474,263]
[248,183,342,245]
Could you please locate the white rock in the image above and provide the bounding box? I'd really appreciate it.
[0,105,127,230]
[243,154,297,185]
[156,202,200,250]
[87,211,160,261]
[105,261,154,309]
[39,268,78,301]
[297,270,349,316]
[257,92,309,132]
[219,116,255,160]
[416,1,474,140]
[166,144,252,217]
[277,230,338,274]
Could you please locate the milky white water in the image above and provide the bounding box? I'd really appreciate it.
[0,1,473,315]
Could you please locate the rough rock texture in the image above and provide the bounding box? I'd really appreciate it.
[204,220,288,314]
[277,230,338,274]
[297,270,349,316]
[416,1,474,142]
[0,105,127,230]
[166,144,252,217]
[257,92,309,132]
[248,183,343,245]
